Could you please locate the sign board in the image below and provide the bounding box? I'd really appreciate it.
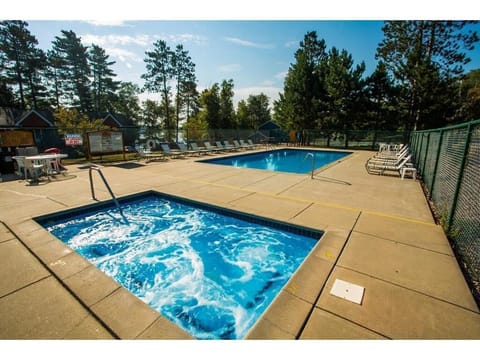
[65,133,83,146]
[0,130,35,147]
[87,130,124,157]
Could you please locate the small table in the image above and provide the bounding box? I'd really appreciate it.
[24,153,68,181]
[401,167,417,180]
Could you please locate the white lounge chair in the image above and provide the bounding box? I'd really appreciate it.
[221,140,236,151]
[161,143,186,158]
[215,141,228,151]
[204,141,222,153]
[137,148,166,163]
[373,145,409,160]
[239,139,254,150]
[177,142,198,156]
[190,142,210,155]
[366,154,414,176]
[367,149,411,166]
[247,139,259,149]
[233,140,247,150]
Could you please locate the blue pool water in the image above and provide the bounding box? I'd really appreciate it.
[36,192,321,339]
[199,148,351,174]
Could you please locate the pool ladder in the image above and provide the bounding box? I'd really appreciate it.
[304,153,315,179]
[89,165,125,218]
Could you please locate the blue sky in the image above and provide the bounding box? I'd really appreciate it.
[6,1,480,107]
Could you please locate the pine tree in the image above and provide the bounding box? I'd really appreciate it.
[142,40,174,141]
[111,81,141,124]
[172,44,196,142]
[219,79,236,129]
[376,20,479,130]
[238,94,271,129]
[0,20,48,109]
[277,31,327,131]
[45,49,63,108]
[365,61,400,130]
[50,30,92,112]
[141,99,163,140]
[88,44,119,113]
[198,83,221,132]
[321,49,365,128]
[0,79,15,107]
[182,79,199,126]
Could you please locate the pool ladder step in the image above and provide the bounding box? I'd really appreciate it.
[88,165,125,218]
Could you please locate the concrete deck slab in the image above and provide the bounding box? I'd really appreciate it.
[1,147,479,340]
[63,315,115,339]
[47,251,92,280]
[63,265,121,307]
[300,308,387,339]
[229,192,310,221]
[338,231,478,311]
[281,152,433,222]
[354,212,452,254]
[0,276,93,339]
[283,255,333,304]
[136,316,193,339]
[316,267,480,339]
[90,287,161,339]
[0,223,14,243]
[245,318,296,339]
[290,203,360,231]
[237,173,306,195]
[213,169,278,188]
[309,229,351,263]
[247,290,312,338]
[0,239,49,297]
[175,183,253,207]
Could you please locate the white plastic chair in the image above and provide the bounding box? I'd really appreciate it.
[23,158,46,183]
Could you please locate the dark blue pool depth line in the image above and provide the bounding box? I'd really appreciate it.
[198,148,351,174]
[34,191,324,339]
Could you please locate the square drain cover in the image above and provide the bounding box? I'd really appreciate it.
[330,279,365,305]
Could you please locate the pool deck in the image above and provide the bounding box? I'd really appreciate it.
[1,146,480,340]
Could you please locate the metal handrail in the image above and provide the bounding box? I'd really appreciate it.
[304,153,315,179]
[89,165,125,218]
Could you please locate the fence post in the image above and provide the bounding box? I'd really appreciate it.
[417,132,425,167]
[447,123,473,231]
[422,132,430,171]
[428,130,444,199]
[409,132,416,156]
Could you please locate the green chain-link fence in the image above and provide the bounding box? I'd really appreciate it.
[410,119,480,304]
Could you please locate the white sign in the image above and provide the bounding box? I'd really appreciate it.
[87,131,124,154]
[65,133,83,146]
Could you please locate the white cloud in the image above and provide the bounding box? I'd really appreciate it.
[218,63,242,73]
[81,34,151,47]
[275,71,287,81]
[165,33,208,46]
[106,47,142,63]
[224,37,274,49]
[84,20,129,27]
[285,40,299,48]
[80,34,145,67]
[81,33,207,53]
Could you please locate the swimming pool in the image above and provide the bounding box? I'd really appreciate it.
[35,192,322,339]
[198,148,351,174]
